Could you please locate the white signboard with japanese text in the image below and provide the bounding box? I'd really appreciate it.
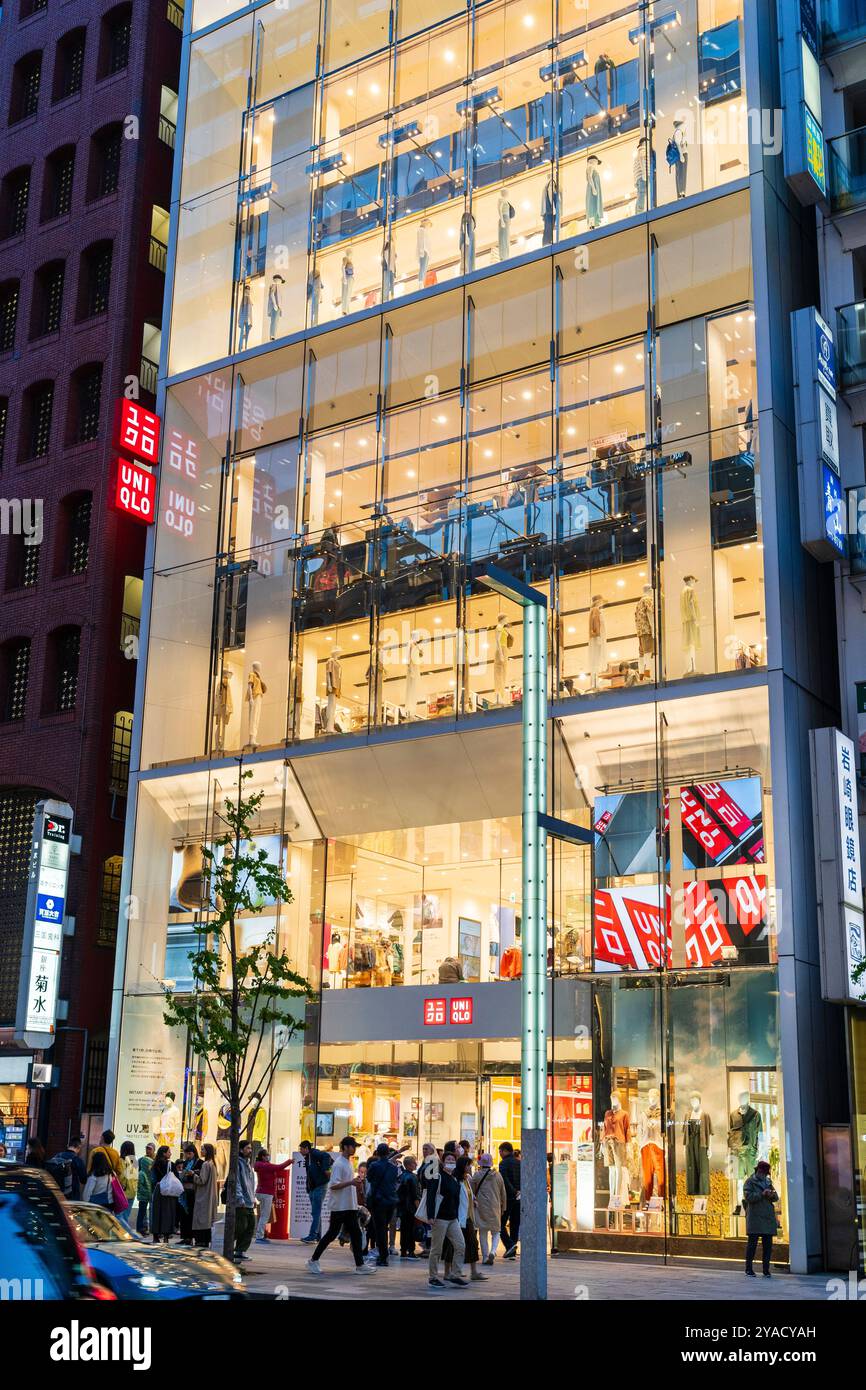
[15,800,74,1048]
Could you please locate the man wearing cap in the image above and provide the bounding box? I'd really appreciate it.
[307,1136,375,1277]
[742,1159,780,1278]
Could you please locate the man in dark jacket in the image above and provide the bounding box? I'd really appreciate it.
[396,1155,421,1259]
[498,1142,521,1258]
[298,1139,333,1244]
[48,1136,87,1200]
[366,1143,401,1267]
[743,1159,779,1277]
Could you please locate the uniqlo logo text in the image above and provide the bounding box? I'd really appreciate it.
[115,400,160,463]
[449,997,473,1025]
[423,998,446,1026]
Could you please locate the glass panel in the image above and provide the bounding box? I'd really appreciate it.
[307,319,382,430]
[183,18,253,202]
[291,528,374,739]
[383,287,465,408]
[468,258,551,382]
[256,0,322,100]
[169,186,238,374]
[323,0,393,74]
[555,225,648,356]
[653,189,752,326]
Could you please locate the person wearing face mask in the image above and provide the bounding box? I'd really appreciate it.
[425,1153,469,1289]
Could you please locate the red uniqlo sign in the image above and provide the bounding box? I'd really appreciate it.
[449,996,473,1025]
[114,400,161,464]
[422,997,473,1026]
[110,458,156,525]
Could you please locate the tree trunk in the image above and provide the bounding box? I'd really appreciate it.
[222,1112,241,1261]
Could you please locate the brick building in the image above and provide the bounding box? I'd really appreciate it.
[0,0,180,1152]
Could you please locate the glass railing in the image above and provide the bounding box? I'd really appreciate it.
[828,127,866,214]
[821,0,866,48]
[837,301,866,390]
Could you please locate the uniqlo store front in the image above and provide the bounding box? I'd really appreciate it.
[112,681,789,1262]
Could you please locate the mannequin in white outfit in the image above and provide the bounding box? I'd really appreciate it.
[405,631,425,718]
[246,662,266,749]
[680,576,701,674]
[325,646,343,733]
[588,595,607,688]
[417,219,432,286]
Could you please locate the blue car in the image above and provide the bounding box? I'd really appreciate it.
[67,1202,246,1300]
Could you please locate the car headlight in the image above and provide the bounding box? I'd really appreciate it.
[136,1274,175,1291]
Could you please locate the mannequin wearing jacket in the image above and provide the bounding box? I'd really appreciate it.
[634,586,655,679]
[588,596,606,688]
[680,576,700,673]
[417,218,432,285]
[246,661,266,748]
[585,155,604,229]
[325,648,342,733]
[459,210,476,274]
[638,1087,665,1203]
[497,190,512,262]
[682,1093,713,1196]
[600,1090,629,1206]
[213,669,233,752]
[541,177,560,246]
[493,614,510,703]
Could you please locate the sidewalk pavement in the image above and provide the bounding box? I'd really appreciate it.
[228,1234,833,1301]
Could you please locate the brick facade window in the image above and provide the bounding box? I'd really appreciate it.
[20,380,54,460]
[0,281,20,353]
[88,125,123,200]
[0,639,31,723]
[47,626,81,712]
[30,261,65,339]
[99,5,132,78]
[1,167,31,239]
[78,242,112,319]
[53,29,86,102]
[42,146,75,221]
[9,53,42,124]
[68,364,103,445]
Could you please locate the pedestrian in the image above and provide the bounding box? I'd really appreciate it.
[425,1150,469,1289]
[192,1142,218,1247]
[88,1129,123,1179]
[136,1143,155,1235]
[178,1142,200,1245]
[82,1150,116,1209]
[297,1138,333,1243]
[307,1136,375,1276]
[48,1135,87,1200]
[253,1146,292,1242]
[118,1141,138,1231]
[397,1155,420,1259]
[233,1139,257,1264]
[366,1142,400,1267]
[498,1141,521,1258]
[743,1159,779,1278]
[25,1138,46,1167]
[150,1145,178,1244]
[471,1152,507,1265]
[451,1154,486,1282]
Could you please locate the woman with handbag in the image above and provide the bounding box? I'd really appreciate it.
[150,1146,181,1244]
[82,1150,117,1209]
[118,1141,138,1231]
[178,1143,201,1246]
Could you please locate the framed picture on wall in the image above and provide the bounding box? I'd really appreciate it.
[458,917,482,982]
[415,891,447,932]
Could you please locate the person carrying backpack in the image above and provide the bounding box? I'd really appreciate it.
[297,1139,333,1244]
[48,1135,87,1201]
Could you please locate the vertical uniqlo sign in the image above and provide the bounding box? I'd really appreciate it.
[114,400,161,464]
[110,458,157,524]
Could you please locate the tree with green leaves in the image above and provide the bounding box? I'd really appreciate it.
[163,769,315,1261]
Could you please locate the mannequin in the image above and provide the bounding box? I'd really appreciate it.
[215,1102,232,1186]
[634,136,648,213]
[588,595,606,689]
[153,1090,180,1148]
[382,237,397,301]
[497,189,513,262]
[325,645,343,734]
[372,935,393,988]
[309,268,323,327]
[327,931,346,987]
[585,154,604,229]
[600,1088,629,1207]
[405,631,425,718]
[213,668,234,752]
[237,281,253,350]
[459,210,476,274]
[634,584,655,679]
[417,218,432,286]
[541,176,560,246]
[341,252,354,315]
[728,1090,763,1206]
[638,1086,665,1203]
[267,274,284,340]
[682,1091,713,1196]
[246,661,266,749]
[680,576,701,674]
[671,118,688,199]
[493,614,510,703]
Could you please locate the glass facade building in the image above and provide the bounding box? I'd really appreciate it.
[107,0,852,1270]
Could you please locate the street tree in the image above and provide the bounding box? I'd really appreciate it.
[163,769,314,1260]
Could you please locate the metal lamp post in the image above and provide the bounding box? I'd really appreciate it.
[478,566,549,1300]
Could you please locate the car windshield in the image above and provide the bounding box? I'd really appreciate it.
[68,1204,135,1244]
